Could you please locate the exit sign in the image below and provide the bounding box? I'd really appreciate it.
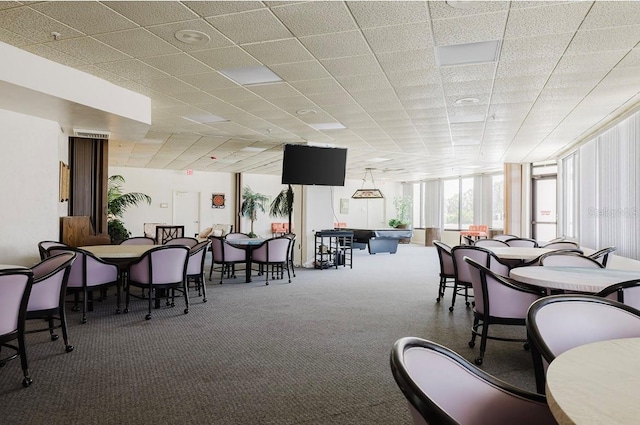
[186,169,193,176]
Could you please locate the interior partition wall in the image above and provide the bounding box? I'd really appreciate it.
[562,108,640,259]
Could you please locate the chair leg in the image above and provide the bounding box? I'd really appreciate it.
[146,284,153,320]
[286,261,291,283]
[18,330,32,387]
[474,319,489,366]
[81,287,88,324]
[59,306,73,352]
[183,280,190,314]
[48,318,58,341]
[200,273,207,302]
[449,282,458,312]
[436,276,445,303]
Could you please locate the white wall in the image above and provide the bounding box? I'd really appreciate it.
[0,109,66,265]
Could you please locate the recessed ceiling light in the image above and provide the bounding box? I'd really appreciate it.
[368,157,391,163]
[455,97,480,105]
[446,1,479,9]
[241,147,267,152]
[215,158,239,164]
[182,114,228,124]
[296,109,317,115]
[310,122,347,130]
[174,29,210,45]
[219,66,282,86]
[436,40,501,67]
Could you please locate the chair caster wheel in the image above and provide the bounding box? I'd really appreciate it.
[468,341,475,348]
[22,377,33,387]
[50,334,59,341]
[72,306,80,312]
[465,302,470,307]
[474,357,483,366]
[123,308,129,313]
[81,317,87,324]
[115,308,121,314]
[436,297,441,303]
[0,361,6,367]
[203,298,207,303]
[184,308,189,314]
[170,303,175,307]
[145,314,151,320]
[449,306,454,312]
[523,342,530,351]
[265,282,269,286]
[65,345,74,353]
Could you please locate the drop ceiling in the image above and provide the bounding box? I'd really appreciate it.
[1,1,639,182]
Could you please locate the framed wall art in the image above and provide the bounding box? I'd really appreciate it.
[211,193,225,209]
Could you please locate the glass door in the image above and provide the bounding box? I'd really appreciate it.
[532,176,557,242]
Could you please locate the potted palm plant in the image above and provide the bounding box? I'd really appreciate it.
[240,186,269,238]
[269,184,294,234]
[388,196,412,229]
[107,175,152,243]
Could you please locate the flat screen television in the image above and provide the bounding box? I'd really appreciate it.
[281,144,347,186]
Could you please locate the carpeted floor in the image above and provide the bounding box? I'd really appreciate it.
[0,244,537,424]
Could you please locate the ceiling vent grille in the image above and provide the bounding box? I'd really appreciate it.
[73,128,111,139]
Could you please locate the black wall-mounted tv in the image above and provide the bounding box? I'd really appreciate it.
[281,144,347,186]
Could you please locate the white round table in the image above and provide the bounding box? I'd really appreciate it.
[0,264,27,270]
[485,247,556,261]
[509,266,640,293]
[546,337,640,425]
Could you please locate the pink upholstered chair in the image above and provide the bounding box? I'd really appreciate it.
[390,337,557,425]
[119,236,155,245]
[186,240,210,303]
[596,279,640,310]
[433,241,455,304]
[464,256,545,365]
[0,268,34,387]
[125,245,189,320]
[208,236,248,283]
[474,239,509,247]
[48,246,120,323]
[540,241,580,250]
[27,252,76,353]
[165,237,199,247]
[449,246,510,312]
[37,240,68,260]
[526,295,640,393]
[251,236,292,285]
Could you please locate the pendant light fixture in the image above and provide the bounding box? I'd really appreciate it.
[352,168,384,199]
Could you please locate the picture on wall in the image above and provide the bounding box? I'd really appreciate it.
[211,193,225,209]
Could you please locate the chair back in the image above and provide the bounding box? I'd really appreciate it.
[540,241,580,250]
[38,241,67,260]
[595,279,640,310]
[465,256,543,318]
[252,237,290,263]
[526,295,640,393]
[155,225,185,244]
[390,337,557,425]
[0,269,33,336]
[120,236,155,245]
[48,247,119,288]
[451,246,509,287]
[129,245,189,285]
[588,246,617,267]
[165,237,199,247]
[474,239,508,247]
[433,241,455,278]
[28,252,76,312]
[225,232,251,240]
[505,238,538,247]
[187,240,210,276]
[539,252,603,268]
[494,234,517,241]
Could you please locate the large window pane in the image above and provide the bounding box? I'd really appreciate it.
[412,183,422,228]
[492,175,504,229]
[443,179,459,229]
[460,178,474,228]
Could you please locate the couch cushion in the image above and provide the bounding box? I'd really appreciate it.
[198,227,213,238]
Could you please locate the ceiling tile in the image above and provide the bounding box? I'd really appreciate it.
[269,60,331,81]
[565,25,640,56]
[30,1,138,35]
[242,38,313,65]
[337,74,392,93]
[44,37,131,64]
[0,6,84,43]
[580,1,640,30]
[20,43,86,67]
[104,1,199,26]
[432,11,506,46]
[347,1,429,28]
[504,2,591,39]
[320,55,382,77]
[300,30,371,60]
[98,59,169,80]
[206,8,292,44]
[182,1,266,17]
[190,46,262,69]
[248,82,301,98]
[428,1,509,20]
[376,48,436,74]
[179,72,239,91]
[94,28,181,58]
[141,53,213,76]
[289,78,345,95]
[500,32,573,61]
[270,1,357,37]
[363,22,433,54]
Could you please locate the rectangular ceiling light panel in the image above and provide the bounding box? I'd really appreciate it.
[436,40,501,67]
[219,66,282,86]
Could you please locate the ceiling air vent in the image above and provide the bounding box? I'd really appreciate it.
[73,128,111,139]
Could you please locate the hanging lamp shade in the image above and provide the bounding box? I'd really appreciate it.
[352,168,384,199]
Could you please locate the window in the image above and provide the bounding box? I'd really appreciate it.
[492,175,504,229]
[443,177,473,229]
[412,183,422,228]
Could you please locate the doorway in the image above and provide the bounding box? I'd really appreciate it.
[173,191,200,238]
[532,176,557,241]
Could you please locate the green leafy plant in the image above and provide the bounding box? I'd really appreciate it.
[388,196,412,228]
[241,186,269,238]
[269,184,294,233]
[107,175,152,243]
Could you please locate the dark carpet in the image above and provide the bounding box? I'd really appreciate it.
[0,244,536,424]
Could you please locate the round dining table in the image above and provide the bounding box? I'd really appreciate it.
[485,247,557,261]
[80,244,162,261]
[225,238,265,283]
[509,266,640,293]
[546,337,640,425]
